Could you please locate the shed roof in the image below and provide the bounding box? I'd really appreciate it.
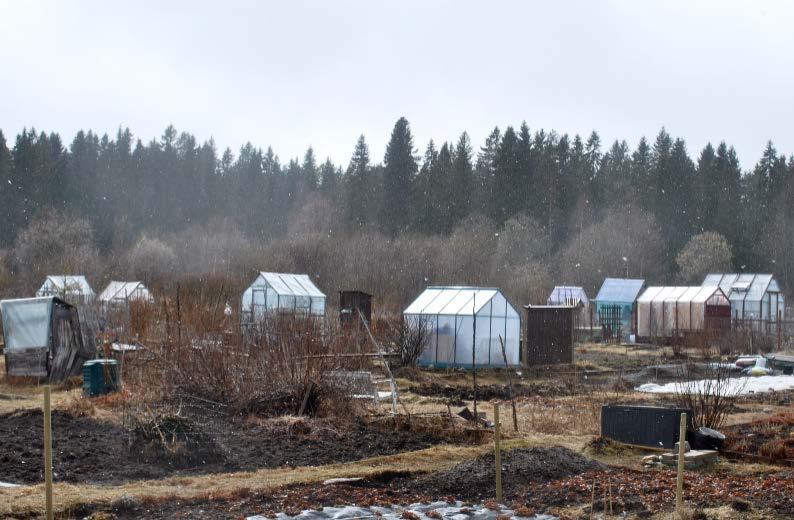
[253,272,326,299]
[548,286,589,305]
[594,278,645,303]
[404,286,500,316]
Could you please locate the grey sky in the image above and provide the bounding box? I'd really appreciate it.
[1,0,793,170]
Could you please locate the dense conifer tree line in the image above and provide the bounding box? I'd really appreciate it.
[1,118,793,287]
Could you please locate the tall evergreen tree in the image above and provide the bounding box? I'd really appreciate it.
[346,135,372,230]
[381,117,417,236]
[449,132,473,225]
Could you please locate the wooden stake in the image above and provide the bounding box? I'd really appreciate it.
[498,335,519,432]
[494,403,502,503]
[43,385,53,520]
[675,412,687,513]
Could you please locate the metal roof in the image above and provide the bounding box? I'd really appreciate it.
[594,278,645,303]
[403,286,500,316]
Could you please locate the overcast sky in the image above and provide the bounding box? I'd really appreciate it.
[1,0,793,170]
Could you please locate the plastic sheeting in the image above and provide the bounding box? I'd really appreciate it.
[241,272,326,320]
[594,278,645,304]
[637,286,730,337]
[404,287,520,368]
[0,297,53,351]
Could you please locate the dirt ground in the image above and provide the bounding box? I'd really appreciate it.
[0,409,461,485]
[3,344,794,519]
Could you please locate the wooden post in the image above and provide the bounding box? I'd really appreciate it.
[494,403,502,503]
[777,309,782,351]
[498,335,519,432]
[675,412,686,513]
[43,385,54,520]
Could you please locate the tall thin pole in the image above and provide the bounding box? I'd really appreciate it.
[494,403,502,503]
[472,293,477,425]
[43,385,54,520]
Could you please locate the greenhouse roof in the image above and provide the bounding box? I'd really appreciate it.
[548,286,589,305]
[98,281,149,302]
[40,275,93,295]
[594,278,645,303]
[253,272,326,299]
[703,274,779,302]
[404,286,500,316]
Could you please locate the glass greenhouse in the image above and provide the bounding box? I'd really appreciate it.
[98,281,153,306]
[36,275,95,305]
[637,286,731,338]
[403,286,521,368]
[241,272,326,323]
[702,274,784,322]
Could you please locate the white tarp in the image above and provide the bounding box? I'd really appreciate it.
[637,286,729,337]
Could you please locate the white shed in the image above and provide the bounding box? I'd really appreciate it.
[637,286,731,338]
[97,281,153,305]
[403,286,521,368]
[241,272,326,323]
[703,274,785,322]
[36,275,94,305]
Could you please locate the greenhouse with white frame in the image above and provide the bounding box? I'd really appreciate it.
[403,286,521,368]
[702,273,784,322]
[241,272,326,324]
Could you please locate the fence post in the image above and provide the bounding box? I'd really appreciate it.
[43,385,54,520]
[494,403,502,503]
[675,412,686,514]
[777,309,782,351]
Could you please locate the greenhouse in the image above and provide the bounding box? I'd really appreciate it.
[702,273,784,322]
[36,275,95,305]
[98,281,153,306]
[241,272,326,324]
[593,278,645,337]
[403,286,520,368]
[547,285,590,325]
[637,286,731,338]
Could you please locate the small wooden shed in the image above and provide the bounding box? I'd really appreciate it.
[523,304,575,366]
[339,290,372,326]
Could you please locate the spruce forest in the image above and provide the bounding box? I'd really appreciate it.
[0,117,792,306]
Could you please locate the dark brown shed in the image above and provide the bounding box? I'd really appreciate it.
[523,304,575,366]
[339,290,372,326]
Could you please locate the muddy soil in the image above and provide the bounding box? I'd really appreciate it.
[0,409,453,485]
[393,446,607,499]
[408,381,580,402]
[723,412,794,461]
